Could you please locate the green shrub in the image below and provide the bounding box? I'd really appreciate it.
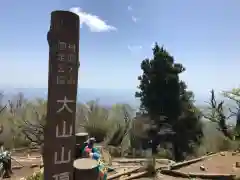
[26,171,43,180]
[76,101,114,143]
[156,148,173,159]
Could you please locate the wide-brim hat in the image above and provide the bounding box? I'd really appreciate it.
[84,137,96,144]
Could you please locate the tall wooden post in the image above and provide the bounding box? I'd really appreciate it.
[44,10,80,180]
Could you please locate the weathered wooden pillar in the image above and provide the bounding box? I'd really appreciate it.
[75,132,89,158]
[76,132,89,145]
[44,10,80,180]
[73,158,99,180]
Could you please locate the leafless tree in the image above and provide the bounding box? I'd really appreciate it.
[203,90,233,140]
[8,94,45,147]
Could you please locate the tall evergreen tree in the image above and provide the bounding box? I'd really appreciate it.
[135,43,203,161]
[173,81,203,160]
[135,43,183,156]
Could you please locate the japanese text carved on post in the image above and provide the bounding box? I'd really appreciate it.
[44,10,80,180]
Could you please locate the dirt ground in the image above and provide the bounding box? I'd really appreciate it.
[6,151,42,180]
[3,151,240,179]
[125,152,240,180]
[175,152,240,176]
[156,174,202,180]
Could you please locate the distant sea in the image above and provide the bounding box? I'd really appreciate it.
[0,87,236,110]
[0,87,139,107]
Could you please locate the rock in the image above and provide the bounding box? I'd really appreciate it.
[220,152,225,156]
[236,162,240,168]
[200,165,206,171]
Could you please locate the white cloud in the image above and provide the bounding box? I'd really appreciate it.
[127,45,142,52]
[70,7,117,32]
[131,16,138,23]
[127,5,133,11]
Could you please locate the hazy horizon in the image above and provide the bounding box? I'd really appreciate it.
[0,86,234,107]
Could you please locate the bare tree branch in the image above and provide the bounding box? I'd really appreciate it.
[0,105,7,114]
[203,89,233,140]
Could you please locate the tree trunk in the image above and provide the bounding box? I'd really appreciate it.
[151,139,158,169]
[172,142,184,162]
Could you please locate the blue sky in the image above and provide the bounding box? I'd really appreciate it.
[0,0,239,96]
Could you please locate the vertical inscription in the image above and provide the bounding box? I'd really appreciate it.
[44,10,79,180]
[53,172,70,180]
[56,96,74,113]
